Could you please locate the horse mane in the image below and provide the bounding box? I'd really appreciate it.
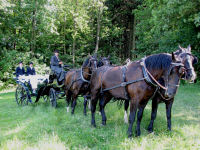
[145,53,172,71]
[82,57,90,67]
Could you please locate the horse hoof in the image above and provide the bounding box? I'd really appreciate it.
[101,121,106,126]
[66,107,69,113]
[91,124,96,128]
[147,129,153,133]
[128,134,133,138]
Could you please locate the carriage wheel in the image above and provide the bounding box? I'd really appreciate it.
[49,88,57,108]
[15,84,29,106]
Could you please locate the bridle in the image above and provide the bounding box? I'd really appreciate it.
[163,61,184,98]
[81,57,98,83]
[178,52,195,80]
[101,58,110,66]
[142,58,184,100]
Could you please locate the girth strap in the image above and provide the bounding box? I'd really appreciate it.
[102,65,146,93]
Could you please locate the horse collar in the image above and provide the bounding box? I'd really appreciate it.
[81,67,90,83]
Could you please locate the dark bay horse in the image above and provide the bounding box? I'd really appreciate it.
[90,53,185,137]
[147,45,198,133]
[64,55,98,114]
[64,55,111,115]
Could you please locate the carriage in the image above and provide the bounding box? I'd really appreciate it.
[15,74,65,108]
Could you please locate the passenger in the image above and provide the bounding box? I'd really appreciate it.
[26,62,36,76]
[16,61,25,77]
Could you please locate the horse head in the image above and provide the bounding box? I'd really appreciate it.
[161,52,185,99]
[97,56,111,67]
[176,45,197,82]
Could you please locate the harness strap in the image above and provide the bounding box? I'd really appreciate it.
[141,60,167,90]
[81,67,90,83]
[122,66,129,99]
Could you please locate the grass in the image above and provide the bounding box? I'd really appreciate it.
[0,84,200,150]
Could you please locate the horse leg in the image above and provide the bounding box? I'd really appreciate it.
[99,95,110,126]
[65,91,71,113]
[165,98,174,131]
[91,96,98,127]
[124,100,129,124]
[83,95,88,116]
[136,102,147,137]
[127,99,138,138]
[147,98,159,133]
[71,94,78,115]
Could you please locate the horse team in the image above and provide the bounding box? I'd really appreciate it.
[63,45,198,138]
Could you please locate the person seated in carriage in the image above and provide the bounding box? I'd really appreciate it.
[16,61,25,78]
[50,49,65,85]
[26,62,36,76]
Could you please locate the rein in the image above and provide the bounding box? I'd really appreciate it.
[140,60,167,90]
[100,57,183,101]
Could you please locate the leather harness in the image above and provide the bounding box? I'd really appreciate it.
[100,58,183,100]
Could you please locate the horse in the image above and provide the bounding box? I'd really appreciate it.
[64,55,98,114]
[90,52,185,137]
[85,56,112,112]
[146,45,198,133]
[64,55,111,115]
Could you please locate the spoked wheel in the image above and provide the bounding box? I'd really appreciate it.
[49,88,57,108]
[15,84,29,106]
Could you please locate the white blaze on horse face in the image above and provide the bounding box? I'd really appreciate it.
[124,111,128,124]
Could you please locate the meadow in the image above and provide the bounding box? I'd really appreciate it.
[0,84,200,150]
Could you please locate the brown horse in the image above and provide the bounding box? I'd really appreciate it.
[124,45,198,125]
[90,53,185,137]
[64,55,98,114]
[147,45,198,133]
[64,55,111,115]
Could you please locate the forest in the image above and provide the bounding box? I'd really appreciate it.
[0,0,200,86]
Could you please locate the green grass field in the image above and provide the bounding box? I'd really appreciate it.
[0,84,200,150]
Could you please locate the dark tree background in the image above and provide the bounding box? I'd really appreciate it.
[0,0,200,85]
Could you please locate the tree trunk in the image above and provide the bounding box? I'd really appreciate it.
[31,0,37,52]
[132,14,136,58]
[72,0,77,66]
[94,5,102,54]
[72,37,76,66]
[63,14,66,55]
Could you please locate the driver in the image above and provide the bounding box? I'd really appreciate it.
[50,50,65,85]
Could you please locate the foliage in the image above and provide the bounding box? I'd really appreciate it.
[0,0,200,85]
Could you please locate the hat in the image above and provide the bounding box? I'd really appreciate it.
[54,49,59,53]
[19,61,23,64]
[29,62,33,65]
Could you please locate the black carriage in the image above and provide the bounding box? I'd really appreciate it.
[15,75,65,108]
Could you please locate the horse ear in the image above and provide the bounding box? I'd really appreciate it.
[178,45,184,53]
[193,56,198,65]
[172,52,177,62]
[187,45,191,53]
[179,45,183,50]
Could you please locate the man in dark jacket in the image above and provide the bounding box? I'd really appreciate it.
[26,62,36,76]
[16,61,25,77]
[50,50,64,84]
